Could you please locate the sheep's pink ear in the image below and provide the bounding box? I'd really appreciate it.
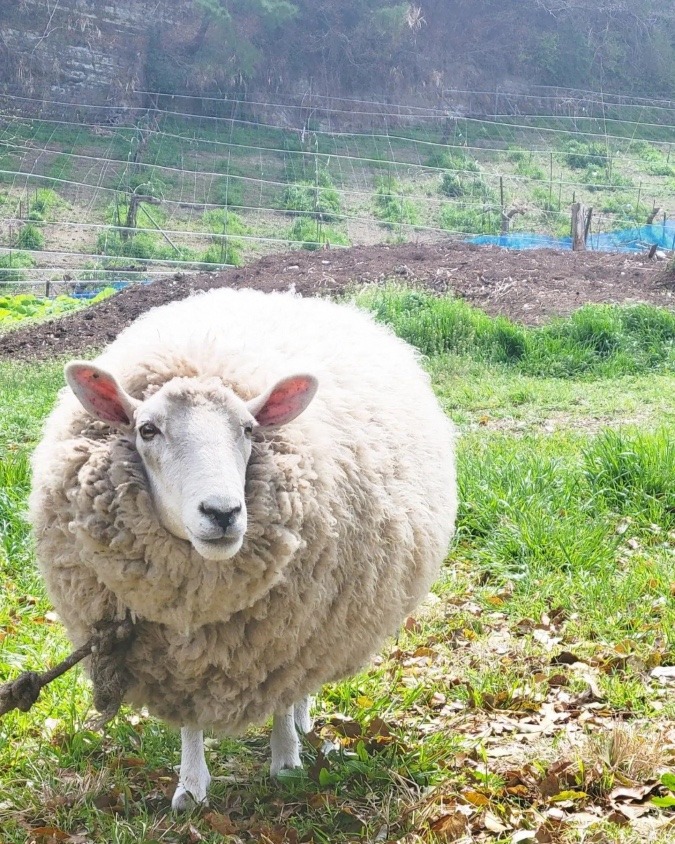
[247,374,318,428]
[65,361,139,428]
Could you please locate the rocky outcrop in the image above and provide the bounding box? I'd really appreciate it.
[0,1,187,115]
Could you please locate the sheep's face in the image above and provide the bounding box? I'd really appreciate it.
[65,363,318,562]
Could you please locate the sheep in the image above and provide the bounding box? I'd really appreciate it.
[29,287,457,810]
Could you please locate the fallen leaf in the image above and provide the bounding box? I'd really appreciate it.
[484,811,509,833]
[28,829,71,844]
[462,790,490,807]
[551,651,585,665]
[204,812,237,836]
[429,812,468,841]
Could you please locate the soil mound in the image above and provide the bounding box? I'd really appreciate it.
[1,243,673,360]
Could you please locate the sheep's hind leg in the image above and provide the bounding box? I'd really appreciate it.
[294,696,313,734]
[270,706,302,776]
[172,727,211,811]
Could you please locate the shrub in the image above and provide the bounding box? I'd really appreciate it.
[29,188,65,218]
[373,178,420,228]
[280,170,341,221]
[202,209,247,236]
[200,242,244,267]
[564,140,610,170]
[288,216,349,250]
[439,204,499,235]
[0,251,34,282]
[439,173,465,198]
[96,231,157,260]
[15,224,44,251]
[427,150,479,173]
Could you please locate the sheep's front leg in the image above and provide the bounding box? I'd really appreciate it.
[172,727,211,810]
[270,706,302,776]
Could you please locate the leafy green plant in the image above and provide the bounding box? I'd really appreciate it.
[373,178,420,228]
[288,216,349,250]
[0,251,34,282]
[563,139,610,170]
[439,172,465,197]
[15,224,44,251]
[439,204,499,235]
[0,289,115,327]
[426,150,479,173]
[280,169,341,220]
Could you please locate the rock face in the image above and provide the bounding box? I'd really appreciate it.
[0,0,186,115]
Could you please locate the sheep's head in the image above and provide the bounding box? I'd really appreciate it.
[65,362,318,562]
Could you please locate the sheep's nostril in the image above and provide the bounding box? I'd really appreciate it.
[199,503,242,532]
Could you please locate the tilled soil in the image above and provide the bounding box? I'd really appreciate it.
[1,242,673,360]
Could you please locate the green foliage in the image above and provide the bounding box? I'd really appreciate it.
[439,173,464,197]
[369,3,408,38]
[202,208,247,236]
[438,204,499,235]
[15,224,44,251]
[510,150,547,181]
[200,242,244,266]
[563,140,610,170]
[583,165,632,193]
[288,216,349,250]
[583,429,675,527]
[354,286,675,378]
[27,188,65,221]
[95,231,194,263]
[280,170,342,220]
[426,150,480,173]
[0,290,115,327]
[373,178,420,228]
[0,251,34,282]
[530,185,558,213]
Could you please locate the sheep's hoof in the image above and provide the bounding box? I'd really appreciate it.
[171,776,211,811]
[270,750,302,778]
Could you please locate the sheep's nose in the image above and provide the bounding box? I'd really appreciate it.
[199,502,242,532]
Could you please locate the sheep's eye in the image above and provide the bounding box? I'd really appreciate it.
[139,422,159,441]
[243,422,254,438]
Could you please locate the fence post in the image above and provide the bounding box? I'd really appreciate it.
[571,202,591,251]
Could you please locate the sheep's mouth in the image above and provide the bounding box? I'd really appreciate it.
[188,530,244,561]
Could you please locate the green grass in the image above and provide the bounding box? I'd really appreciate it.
[3,298,675,842]
[354,285,675,377]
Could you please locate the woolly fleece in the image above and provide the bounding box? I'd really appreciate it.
[30,288,457,733]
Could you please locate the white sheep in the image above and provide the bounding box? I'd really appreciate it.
[29,287,457,809]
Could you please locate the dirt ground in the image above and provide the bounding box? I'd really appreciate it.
[1,242,674,360]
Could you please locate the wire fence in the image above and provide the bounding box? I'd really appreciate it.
[0,87,674,290]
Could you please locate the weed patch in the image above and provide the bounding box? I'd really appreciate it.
[355,285,675,377]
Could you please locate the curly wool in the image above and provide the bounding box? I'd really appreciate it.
[30,288,457,734]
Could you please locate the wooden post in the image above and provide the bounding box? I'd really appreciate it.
[584,206,593,244]
[571,202,591,251]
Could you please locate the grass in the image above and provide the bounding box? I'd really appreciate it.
[353,285,675,377]
[2,296,675,841]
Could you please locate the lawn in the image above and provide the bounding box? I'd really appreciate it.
[1,292,675,843]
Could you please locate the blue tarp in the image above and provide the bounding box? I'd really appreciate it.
[470,221,675,253]
[71,279,152,299]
